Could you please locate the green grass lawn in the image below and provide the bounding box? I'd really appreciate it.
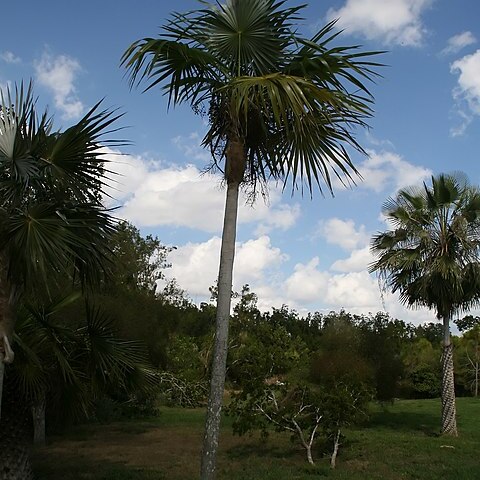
[33,397,480,480]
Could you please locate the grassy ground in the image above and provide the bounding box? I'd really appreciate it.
[33,397,480,480]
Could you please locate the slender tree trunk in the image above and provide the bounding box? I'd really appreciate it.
[32,393,46,446]
[330,429,341,469]
[441,316,458,436]
[201,139,245,480]
[475,361,479,398]
[475,344,479,398]
[305,444,314,466]
[0,355,4,421]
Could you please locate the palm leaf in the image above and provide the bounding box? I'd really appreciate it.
[77,304,156,394]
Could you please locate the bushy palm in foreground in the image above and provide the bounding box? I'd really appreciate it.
[11,295,155,446]
[0,83,123,478]
[122,1,381,477]
[370,173,480,435]
[0,83,122,370]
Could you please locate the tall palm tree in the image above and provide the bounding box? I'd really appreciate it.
[370,173,480,436]
[0,83,123,478]
[122,1,382,477]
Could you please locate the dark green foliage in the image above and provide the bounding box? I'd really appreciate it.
[454,325,480,396]
[357,313,406,401]
[408,366,441,398]
[399,338,441,399]
[226,286,307,389]
[167,334,207,382]
[415,322,444,344]
[0,83,123,294]
[105,221,173,294]
[455,315,480,333]
[10,297,156,425]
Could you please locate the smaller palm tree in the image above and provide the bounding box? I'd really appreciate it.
[370,173,480,436]
[10,294,156,446]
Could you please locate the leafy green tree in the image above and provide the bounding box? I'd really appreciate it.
[228,380,371,467]
[400,338,441,398]
[455,315,480,333]
[455,324,480,397]
[311,314,372,387]
[228,316,307,390]
[122,1,381,476]
[370,173,480,435]
[415,322,444,345]
[357,313,406,401]
[106,221,172,294]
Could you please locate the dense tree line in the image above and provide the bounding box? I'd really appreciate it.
[29,220,476,418]
[4,213,480,473]
[41,220,479,413]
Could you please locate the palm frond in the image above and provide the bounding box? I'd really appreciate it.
[222,73,369,193]
[122,38,222,107]
[45,101,127,203]
[286,20,384,97]
[78,304,156,393]
[195,0,303,75]
[2,203,117,289]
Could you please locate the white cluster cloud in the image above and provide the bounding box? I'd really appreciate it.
[99,143,433,325]
[157,216,434,325]
[166,235,287,299]
[354,150,432,193]
[441,31,476,56]
[285,258,330,303]
[450,50,480,136]
[327,0,432,46]
[102,147,300,234]
[34,52,84,119]
[331,246,373,273]
[320,218,370,251]
[1,51,21,64]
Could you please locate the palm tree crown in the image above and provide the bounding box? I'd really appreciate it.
[122,0,382,193]
[370,173,480,319]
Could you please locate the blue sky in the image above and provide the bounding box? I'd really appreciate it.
[2,0,480,324]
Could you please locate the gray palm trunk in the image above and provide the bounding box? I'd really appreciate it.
[32,393,46,447]
[441,316,458,436]
[200,140,244,480]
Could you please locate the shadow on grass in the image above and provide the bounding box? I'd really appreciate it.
[33,454,165,480]
[366,409,440,436]
[226,439,298,461]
